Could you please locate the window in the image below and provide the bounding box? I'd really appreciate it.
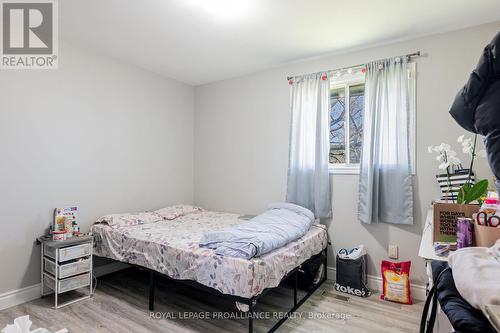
[329,71,365,174]
[329,62,416,174]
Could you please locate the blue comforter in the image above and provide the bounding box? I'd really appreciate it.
[199,202,315,259]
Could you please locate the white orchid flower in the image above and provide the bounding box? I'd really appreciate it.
[448,155,462,165]
[460,136,474,155]
[462,145,473,154]
[438,162,450,170]
[440,143,451,152]
[463,140,472,146]
[430,135,483,173]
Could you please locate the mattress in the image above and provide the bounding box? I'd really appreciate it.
[91,210,328,299]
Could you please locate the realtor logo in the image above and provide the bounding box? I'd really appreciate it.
[1,0,58,69]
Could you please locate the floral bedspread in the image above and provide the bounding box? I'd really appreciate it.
[91,210,328,299]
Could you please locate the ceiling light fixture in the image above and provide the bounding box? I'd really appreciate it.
[187,0,253,19]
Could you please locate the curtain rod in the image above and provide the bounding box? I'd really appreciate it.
[286,51,421,81]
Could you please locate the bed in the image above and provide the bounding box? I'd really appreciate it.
[91,207,329,333]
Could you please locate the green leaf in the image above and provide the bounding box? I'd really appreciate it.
[457,183,472,204]
[464,179,489,204]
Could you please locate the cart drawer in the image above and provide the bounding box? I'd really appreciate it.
[45,243,91,262]
[44,272,90,293]
[44,258,91,278]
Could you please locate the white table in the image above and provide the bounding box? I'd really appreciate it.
[486,305,500,332]
[418,207,454,333]
[418,208,448,291]
[419,207,500,332]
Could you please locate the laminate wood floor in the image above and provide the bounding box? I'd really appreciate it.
[0,268,423,333]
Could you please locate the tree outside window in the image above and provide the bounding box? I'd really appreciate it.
[329,81,365,166]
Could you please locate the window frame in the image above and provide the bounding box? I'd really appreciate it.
[328,62,417,175]
[329,75,366,174]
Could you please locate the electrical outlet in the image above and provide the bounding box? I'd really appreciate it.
[388,244,399,259]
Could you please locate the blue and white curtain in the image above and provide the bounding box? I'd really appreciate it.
[358,58,414,224]
[286,73,332,218]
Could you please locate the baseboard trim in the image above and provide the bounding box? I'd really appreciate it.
[327,266,427,301]
[0,284,41,311]
[0,264,424,311]
[0,262,129,311]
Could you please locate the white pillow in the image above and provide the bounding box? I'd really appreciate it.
[154,204,204,220]
[95,212,162,227]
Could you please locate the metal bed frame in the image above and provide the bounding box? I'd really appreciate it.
[144,247,328,333]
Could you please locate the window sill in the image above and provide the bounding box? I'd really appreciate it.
[329,165,360,175]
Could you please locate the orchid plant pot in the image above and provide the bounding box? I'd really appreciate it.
[436,168,475,201]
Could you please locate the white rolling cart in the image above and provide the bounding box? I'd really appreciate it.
[37,235,94,309]
[418,208,454,333]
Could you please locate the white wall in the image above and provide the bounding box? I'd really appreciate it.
[0,42,194,294]
[194,22,500,285]
[1,21,498,297]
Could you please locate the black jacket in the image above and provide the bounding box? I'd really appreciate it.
[449,31,500,179]
[429,261,496,333]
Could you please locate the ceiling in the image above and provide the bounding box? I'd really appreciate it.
[60,0,500,85]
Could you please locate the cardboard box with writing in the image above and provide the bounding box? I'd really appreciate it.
[433,202,479,242]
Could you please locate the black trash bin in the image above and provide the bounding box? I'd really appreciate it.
[335,249,370,297]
